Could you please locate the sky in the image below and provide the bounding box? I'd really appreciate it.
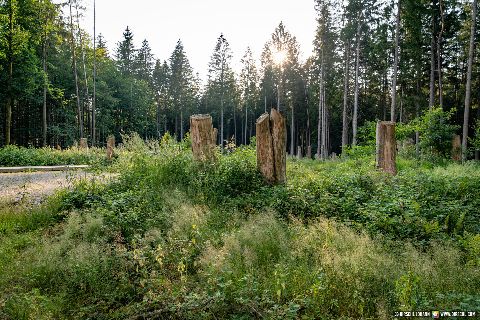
[70,0,318,81]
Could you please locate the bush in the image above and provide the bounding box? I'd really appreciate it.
[0,145,107,166]
[413,107,459,158]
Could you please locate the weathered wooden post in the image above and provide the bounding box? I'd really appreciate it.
[256,113,275,183]
[451,135,461,161]
[306,145,312,159]
[190,114,217,162]
[376,121,397,175]
[79,138,88,150]
[106,135,115,161]
[270,108,286,183]
[297,146,302,159]
[256,109,286,184]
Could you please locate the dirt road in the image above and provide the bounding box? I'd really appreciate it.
[0,170,112,205]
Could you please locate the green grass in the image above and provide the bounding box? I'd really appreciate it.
[0,136,478,319]
[0,145,109,167]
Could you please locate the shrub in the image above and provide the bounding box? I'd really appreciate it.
[413,107,459,158]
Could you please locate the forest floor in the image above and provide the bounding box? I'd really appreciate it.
[0,171,113,205]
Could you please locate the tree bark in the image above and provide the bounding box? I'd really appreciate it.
[79,137,88,149]
[106,135,115,161]
[190,114,217,162]
[352,21,361,146]
[5,0,13,145]
[270,108,286,184]
[290,104,295,155]
[69,0,83,140]
[297,146,302,159]
[376,121,397,175]
[451,134,461,161]
[42,12,48,147]
[256,113,275,183]
[429,13,436,109]
[342,40,350,152]
[256,109,286,184]
[75,2,90,137]
[391,0,401,122]
[437,0,445,109]
[92,0,96,146]
[462,0,477,161]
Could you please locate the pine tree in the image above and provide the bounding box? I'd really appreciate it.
[135,39,154,83]
[207,34,235,148]
[169,39,197,140]
[239,47,259,144]
[116,26,135,76]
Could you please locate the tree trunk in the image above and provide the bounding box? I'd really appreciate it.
[190,114,217,162]
[297,146,302,159]
[92,0,96,146]
[256,113,275,183]
[5,1,13,145]
[342,40,350,152]
[376,121,397,175]
[391,0,401,122]
[244,105,248,145]
[256,109,286,184]
[69,0,83,139]
[317,54,324,158]
[106,135,115,161]
[79,137,88,149]
[451,135,461,161]
[352,21,361,146]
[75,2,90,137]
[462,0,477,161]
[271,108,286,184]
[42,26,48,147]
[437,0,445,109]
[429,14,436,109]
[234,104,237,145]
[290,104,295,156]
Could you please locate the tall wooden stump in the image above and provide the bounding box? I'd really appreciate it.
[106,135,115,161]
[376,121,397,175]
[451,135,461,161]
[256,109,286,184]
[190,114,217,162]
[306,145,312,159]
[79,138,88,149]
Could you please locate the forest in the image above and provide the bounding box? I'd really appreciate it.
[0,0,478,157]
[0,0,479,319]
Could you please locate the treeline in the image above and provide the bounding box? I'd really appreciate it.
[0,0,479,157]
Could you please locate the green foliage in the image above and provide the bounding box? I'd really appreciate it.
[0,138,479,319]
[469,119,480,153]
[0,145,106,166]
[413,107,460,157]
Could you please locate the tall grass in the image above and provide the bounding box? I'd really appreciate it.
[0,136,478,319]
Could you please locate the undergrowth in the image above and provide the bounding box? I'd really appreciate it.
[0,135,478,319]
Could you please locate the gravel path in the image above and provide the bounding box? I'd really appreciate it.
[0,171,114,205]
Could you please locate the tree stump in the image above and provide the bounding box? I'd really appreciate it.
[256,113,275,183]
[297,146,302,159]
[190,114,217,162]
[376,121,397,175]
[106,135,115,161]
[256,109,286,184]
[79,138,88,150]
[306,145,312,159]
[451,135,461,161]
[270,109,286,183]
